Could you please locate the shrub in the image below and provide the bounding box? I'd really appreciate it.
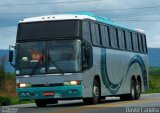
[0,96,12,106]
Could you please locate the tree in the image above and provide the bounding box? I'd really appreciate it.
[0,55,7,73]
[0,55,7,89]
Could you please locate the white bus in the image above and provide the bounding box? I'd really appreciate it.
[9,12,148,107]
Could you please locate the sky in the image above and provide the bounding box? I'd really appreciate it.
[0,0,160,49]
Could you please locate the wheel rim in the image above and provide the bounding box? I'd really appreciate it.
[131,82,135,99]
[136,83,141,94]
[94,85,99,97]
[136,82,141,98]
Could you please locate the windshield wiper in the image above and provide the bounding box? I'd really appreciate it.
[48,52,64,74]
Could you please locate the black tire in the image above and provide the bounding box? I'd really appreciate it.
[129,79,141,100]
[120,79,141,101]
[35,99,47,107]
[130,79,136,100]
[120,94,130,101]
[135,80,141,100]
[101,96,106,101]
[83,79,100,104]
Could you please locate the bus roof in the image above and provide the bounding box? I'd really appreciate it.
[19,12,145,34]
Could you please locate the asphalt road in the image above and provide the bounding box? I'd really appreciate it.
[1,93,160,113]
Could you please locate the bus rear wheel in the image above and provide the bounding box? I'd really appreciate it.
[135,80,141,100]
[83,79,100,104]
[130,79,141,100]
[120,79,141,101]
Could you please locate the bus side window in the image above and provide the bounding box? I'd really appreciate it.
[95,24,101,46]
[91,22,97,46]
[100,25,109,47]
[90,22,101,46]
[138,34,143,52]
[109,26,118,48]
[132,33,139,52]
[105,26,110,47]
[125,31,133,51]
[100,25,106,47]
[142,35,147,53]
[118,29,125,49]
[82,21,91,43]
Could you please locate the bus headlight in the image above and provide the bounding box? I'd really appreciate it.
[64,80,80,86]
[17,83,31,88]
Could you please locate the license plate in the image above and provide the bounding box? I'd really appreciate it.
[43,92,54,96]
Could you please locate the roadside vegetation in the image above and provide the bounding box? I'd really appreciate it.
[145,67,160,93]
[0,54,160,106]
[0,55,32,106]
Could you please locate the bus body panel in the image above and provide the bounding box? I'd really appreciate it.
[82,46,148,97]
[14,12,148,102]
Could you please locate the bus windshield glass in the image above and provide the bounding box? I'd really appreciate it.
[17,20,81,41]
[16,40,81,75]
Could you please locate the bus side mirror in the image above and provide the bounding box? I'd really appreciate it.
[9,45,15,67]
[9,50,13,63]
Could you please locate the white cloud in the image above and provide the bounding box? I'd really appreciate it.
[0,26,17,49]
[148,35,160,48]
[0,0,160,48]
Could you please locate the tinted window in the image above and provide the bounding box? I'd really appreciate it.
[48,40,81,73]
[100,25,106,47]
[91,23,97,45]
[132,33,139,52]
[125,31,133,51]
[109,26,118,48]
[138,34,143,52]
[104,26,110,47]
[95,24,101,45]
[100,25,110,47]
[91,23,100,46]
[118,29,125,49]
[82,21,91,43]
[16,42,46,75]
[142,35,147,53]
[17,20,81,41]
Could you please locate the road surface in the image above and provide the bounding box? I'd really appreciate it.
[1,93,160,113]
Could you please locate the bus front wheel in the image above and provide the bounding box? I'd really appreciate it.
[35,99,47,107]
[83,79,100,104]
[35,99,58,107]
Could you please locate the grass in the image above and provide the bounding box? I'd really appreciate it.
[0,96,11,106]
[0,71,33,106]
[0,96,34,106]
[145,67,160,93]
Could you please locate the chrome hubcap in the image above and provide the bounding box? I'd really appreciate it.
[136,83,141,94]
[131,85,135,98]
[94,85,99,97]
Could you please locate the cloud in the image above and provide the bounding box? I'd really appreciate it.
[148,35,160,48]
[0,26,17,49]
[0,0,160,48]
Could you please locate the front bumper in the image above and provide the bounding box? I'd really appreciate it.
[17,85,82,100]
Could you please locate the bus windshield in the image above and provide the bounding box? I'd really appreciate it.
[16,40,81,75]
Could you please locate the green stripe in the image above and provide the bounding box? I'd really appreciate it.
[101,48,147,94]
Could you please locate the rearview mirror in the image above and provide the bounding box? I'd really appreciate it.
[9,50,13,63]
[9,45,15,67]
